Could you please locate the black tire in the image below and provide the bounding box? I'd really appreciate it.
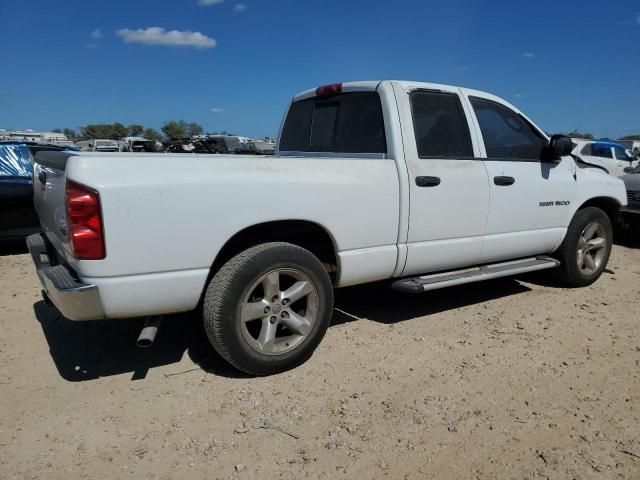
[203,242,333,376]
[554,207,613,287]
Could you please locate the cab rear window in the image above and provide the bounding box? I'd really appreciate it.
[279,92,386,154]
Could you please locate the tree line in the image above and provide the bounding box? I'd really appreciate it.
[54,124,640,144]
[53,121,208,142]
[559,130,640,141]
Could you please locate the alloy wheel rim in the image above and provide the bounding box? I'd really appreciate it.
[239,268,318,356]
[576,221,607,275]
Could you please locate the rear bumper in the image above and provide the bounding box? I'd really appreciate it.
[27,233,104,320]
[620,207,640,216]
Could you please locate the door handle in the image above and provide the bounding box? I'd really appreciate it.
[415,176,441,187]
[38,170,47,185]
[493,176,515,186]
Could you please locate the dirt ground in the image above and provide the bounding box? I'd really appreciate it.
[0,242,639,480]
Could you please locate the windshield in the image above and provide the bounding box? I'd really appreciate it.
[0,144,32,178]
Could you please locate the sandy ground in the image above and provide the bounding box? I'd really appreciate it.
[0,242,639,480]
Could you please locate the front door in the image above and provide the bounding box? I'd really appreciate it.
[466,95,577,263]
[396,84,490,276]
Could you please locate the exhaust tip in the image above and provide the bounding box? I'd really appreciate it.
[136,337,154,348]
[136,316,162,348]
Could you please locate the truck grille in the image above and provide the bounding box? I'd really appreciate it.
[627,190,640,209]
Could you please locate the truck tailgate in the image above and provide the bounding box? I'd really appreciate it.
[32,151,78,262]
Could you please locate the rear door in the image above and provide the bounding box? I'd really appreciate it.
[466,95,576,263]
[613,145,633,176]
[580,143,616,174]
[396,84,490,276]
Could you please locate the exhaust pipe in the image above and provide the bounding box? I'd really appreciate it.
[137,316,162,348]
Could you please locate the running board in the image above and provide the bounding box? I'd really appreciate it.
[392,256,560,294]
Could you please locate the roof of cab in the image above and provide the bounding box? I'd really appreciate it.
[290,80,543,137]
[292,80,522,112]
[293,81,382,101]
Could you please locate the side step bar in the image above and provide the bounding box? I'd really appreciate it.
[392,256,560,294]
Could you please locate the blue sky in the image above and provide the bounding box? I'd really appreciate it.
[0,0,638,139]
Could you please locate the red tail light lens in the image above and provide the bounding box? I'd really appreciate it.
[66,181,105,260]
[315,83,343,97]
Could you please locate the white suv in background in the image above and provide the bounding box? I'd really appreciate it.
[573,140,638,176]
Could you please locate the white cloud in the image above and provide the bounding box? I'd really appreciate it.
[514,93,526,99]
[210,107,224,113]
[522,52,535,58]
[91,29,103,39]
[457,66,469,72]
[87,43,99,49]
[198,0,224,5]
[234,3,247,12]
[116,27,216,49]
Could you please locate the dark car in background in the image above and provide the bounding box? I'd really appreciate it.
[619,163,640,238]
[0,141,77,241]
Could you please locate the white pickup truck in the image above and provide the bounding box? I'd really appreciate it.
[28,80,626,375]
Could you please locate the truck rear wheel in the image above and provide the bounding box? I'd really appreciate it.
[555,207,612,287]
[203,242,333,375]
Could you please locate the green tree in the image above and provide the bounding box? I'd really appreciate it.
[80,123,127,140]
[128,124,144,137]
[187,122,204,137]
[81,124,114,139]
[63,128,77,140]
[566,130,594,140]
[619,135,640,141]
[52,128,62,133]
[110,123,127,140]
[161,121,189,140]
[143,128,161,142]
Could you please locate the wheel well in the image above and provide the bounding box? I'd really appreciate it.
[209,220,338,283]
[577,197,621,225]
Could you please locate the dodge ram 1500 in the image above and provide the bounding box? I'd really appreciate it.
[27,80,627,375]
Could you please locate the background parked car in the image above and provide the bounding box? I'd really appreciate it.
[617,163,640,239]
[164,138,225,154]
[121,136,162,152]
[249,139,276,155]
[201,135,244,153]
[76,139,120,152]
[573,140,637,176]
[0,141,77,241]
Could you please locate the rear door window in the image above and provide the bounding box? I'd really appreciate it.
[588,144,613,159]
[279,92,386,154]
[614,147,629,161]
[470,97,546,160]
[409,91,473,158]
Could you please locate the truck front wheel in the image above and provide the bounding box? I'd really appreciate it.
[203,242,333,375]
[555,207,613,287]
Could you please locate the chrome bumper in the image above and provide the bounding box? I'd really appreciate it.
[26,233,104,320]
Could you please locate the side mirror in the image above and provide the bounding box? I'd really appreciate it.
[624,166,633,173]
[548,134,574,158]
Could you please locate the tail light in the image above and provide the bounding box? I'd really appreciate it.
[65,181,105,260]
[315,83,342,97]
